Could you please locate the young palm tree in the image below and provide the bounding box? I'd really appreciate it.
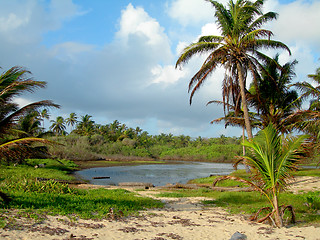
[213,124,307,227]
[176,0,291,139]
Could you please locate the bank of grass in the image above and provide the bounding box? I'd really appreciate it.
[189,168,320,186]
[168,168,320,226]
[0,159,164,227]
[188,169,250,187]
[156,188,320,226]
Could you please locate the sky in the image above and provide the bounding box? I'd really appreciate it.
[1,0,320,138]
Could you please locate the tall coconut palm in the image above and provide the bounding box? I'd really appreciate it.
[213,124,307,227]
[176,0,291,139]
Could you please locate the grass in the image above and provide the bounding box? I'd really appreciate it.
[189,168,320,186]
[156,188,320,226]
[1,187,164,219]
[167,168,320,226]
[0,159,77,182]
[294,168,320,177]
[0,159,164,228]
[188,169,250,187]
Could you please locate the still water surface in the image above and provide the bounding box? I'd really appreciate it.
[76,162,244,187]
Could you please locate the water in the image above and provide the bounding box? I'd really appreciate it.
[75,162,244,187]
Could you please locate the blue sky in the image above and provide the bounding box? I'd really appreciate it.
[1,0,320,138]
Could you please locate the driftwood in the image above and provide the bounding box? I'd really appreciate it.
[92,176,110,179]
[118,182,154,188]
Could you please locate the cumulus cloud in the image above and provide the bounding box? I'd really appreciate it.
[167,0,213,26]
[272,0,320,50]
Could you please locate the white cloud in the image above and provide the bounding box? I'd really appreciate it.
[272,0,320,50]
[201,22,221,36]
[117,4,170,47]
[150,65,186,85]
[167,0,213,26]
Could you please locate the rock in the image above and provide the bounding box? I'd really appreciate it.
[230,231,247,240]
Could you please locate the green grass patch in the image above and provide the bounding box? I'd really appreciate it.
[0,163,76,182]
[156,188,320,226]
[0,187,164,219]
[294,168,320,177]
[189,169,250,187]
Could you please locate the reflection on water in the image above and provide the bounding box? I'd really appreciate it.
[75,162,244,187]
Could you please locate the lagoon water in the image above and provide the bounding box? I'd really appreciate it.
[75,162,244,187]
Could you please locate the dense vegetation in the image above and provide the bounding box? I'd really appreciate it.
[47,129,242,162]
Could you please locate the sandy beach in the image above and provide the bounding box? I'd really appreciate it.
[1,176,319,240]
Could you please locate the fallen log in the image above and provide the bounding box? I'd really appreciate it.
[118,182,154,188]
[92,176,110,179]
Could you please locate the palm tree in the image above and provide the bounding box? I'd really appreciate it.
[50,116,66,136]
[0,67,60,137]
[291,67,320,161]
[295,67,320,111]
[248,55,300,133]
[75,114,95,136]
[66,112,78,131]
[16,110,42,137]
[176,0,291,139]
[213,124,307,227]
[39,109,50,130]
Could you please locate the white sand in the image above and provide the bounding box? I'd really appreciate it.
[1,177,319,240]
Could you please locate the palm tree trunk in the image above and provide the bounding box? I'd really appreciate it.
[237,62,253,140]
[242,126,246,156]
[273,190,283,227]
